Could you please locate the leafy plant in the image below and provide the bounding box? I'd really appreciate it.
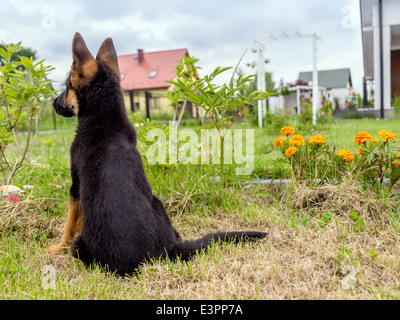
[369,249,378,260]
[272,125,400,193]
[166,55,200,129]
[168,55,273,184]
[317,100,333,125]
[335,244,353,263]
[0,42,56,184]
[354,130,400,192]
[345,88,357,110]
[349,211,366,233]
[319,212,333,227]
[272,126,341,184]
[392,95,400,117]
[0,43,36,70]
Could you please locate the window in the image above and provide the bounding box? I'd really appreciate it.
[149,70,158,78]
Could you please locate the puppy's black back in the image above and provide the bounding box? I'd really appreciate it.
[69,61,178,274]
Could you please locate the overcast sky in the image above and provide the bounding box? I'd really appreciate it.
[0,0,363,92]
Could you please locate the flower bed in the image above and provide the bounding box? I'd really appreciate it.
[272,126,400,191]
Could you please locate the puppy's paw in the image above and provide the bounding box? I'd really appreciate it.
[47,244,65,255]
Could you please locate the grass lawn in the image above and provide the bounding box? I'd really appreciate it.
[1,117,400,300]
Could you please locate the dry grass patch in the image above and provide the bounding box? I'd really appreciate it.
[121,221,400,300]
[289,180,396,228]
[1,189,400,300]
[0,198,64,241]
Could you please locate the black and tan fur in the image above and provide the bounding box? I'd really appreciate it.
[47,32,267,276]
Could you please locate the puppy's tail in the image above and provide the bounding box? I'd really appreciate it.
[169,231,267,262]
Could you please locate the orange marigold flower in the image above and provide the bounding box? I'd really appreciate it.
[309,135,326,146]
[285,146,297,158]
[354,131,372,145]
[289,135,305,147]
[337,149,354,163]
[393,162,400,168]
[280,126,295,137]
[397,154,400,158]
[357,149,364,156]
[378,130,398,142]
[273,137,285,148]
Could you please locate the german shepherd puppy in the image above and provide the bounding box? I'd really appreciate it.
[47,32,267,276]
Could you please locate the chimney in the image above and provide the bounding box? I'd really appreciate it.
[137,49,144,63]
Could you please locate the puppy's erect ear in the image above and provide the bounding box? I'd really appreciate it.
[96,38,120,78]
[71,32,97,87]
[72,32,93,63]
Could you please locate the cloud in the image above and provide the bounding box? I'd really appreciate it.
[0,0,364,92]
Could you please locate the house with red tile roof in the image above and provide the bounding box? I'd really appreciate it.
[118,48,189,115]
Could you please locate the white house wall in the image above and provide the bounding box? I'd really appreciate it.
[377,0,400,26]
[329,88,348,108]
[367,0,400,110]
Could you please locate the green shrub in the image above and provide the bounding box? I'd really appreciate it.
[392,95,400,117]
[0,42,57,184]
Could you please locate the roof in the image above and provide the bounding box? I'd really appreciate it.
[298,68,352,89]
[118,48,188,91]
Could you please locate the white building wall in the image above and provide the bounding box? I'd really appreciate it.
[380,0,400,26]
[329,88,350,108]
[371,0,399,110]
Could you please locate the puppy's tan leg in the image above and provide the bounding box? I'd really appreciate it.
[47,195,83,255]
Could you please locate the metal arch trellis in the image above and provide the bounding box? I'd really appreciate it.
[254,32,321,128]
